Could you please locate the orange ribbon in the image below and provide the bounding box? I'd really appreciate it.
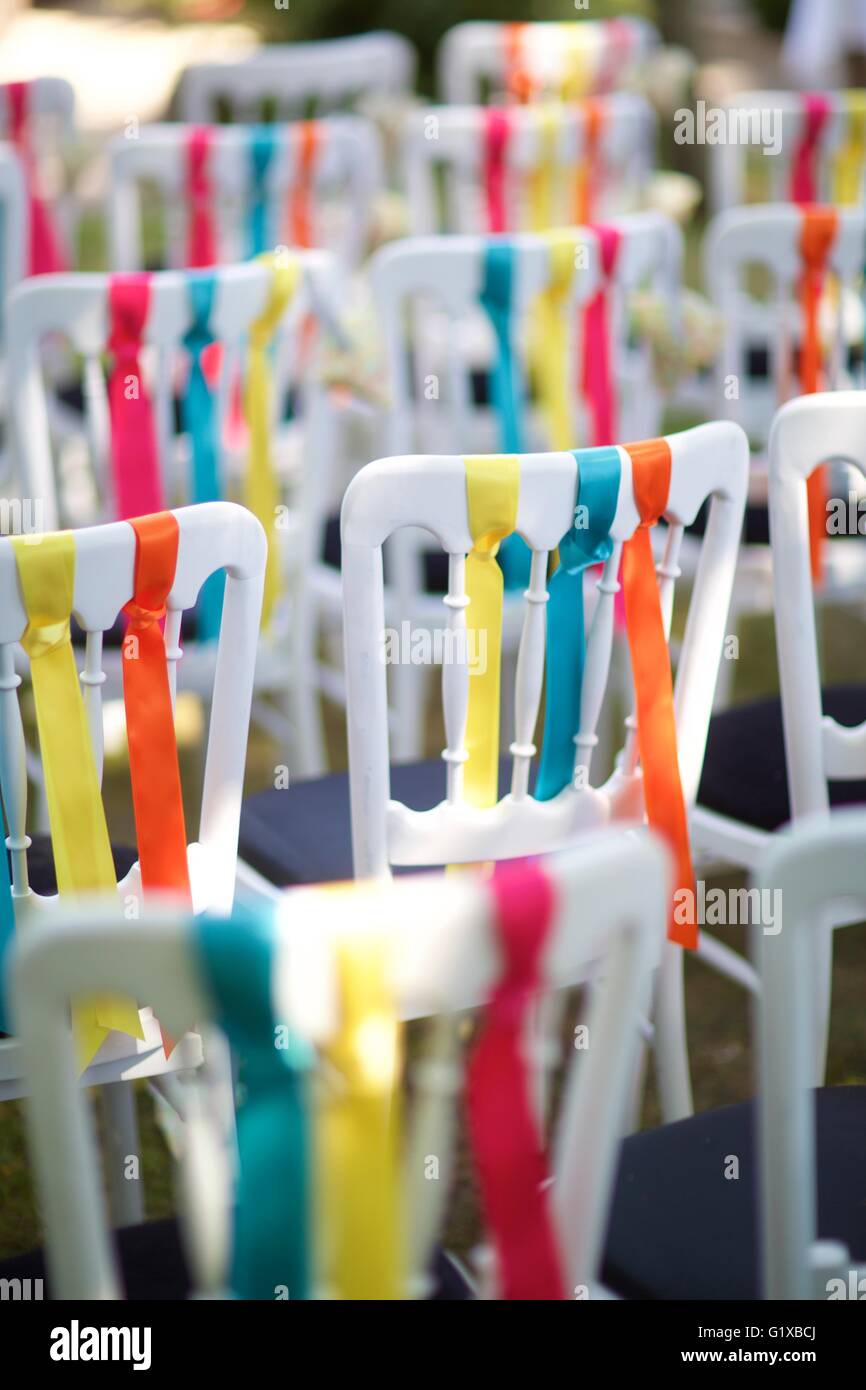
[122,512,191,900]
[798,205,838,583]
[504,22,533,104]
[573,99,604,226]
[289,121,319,248]
[622,438,696,949]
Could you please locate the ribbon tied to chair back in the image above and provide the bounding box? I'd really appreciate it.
[797,204,839,583]
[12,532,144,1069]
[186,125,217,268]
[6,81,66,276]
[107,273,165,521]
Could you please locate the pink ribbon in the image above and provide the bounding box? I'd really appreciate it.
[582,223,623,448]
[107,274,164,520]
[7,81,66,276]
[484,109,511,234]
[466,859,567,1300]
[186,125,217,268]
[597,18,634,94]
[790,93,832,204]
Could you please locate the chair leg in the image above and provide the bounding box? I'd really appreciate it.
[101,1081,145,1228]
[653,942,693,1123]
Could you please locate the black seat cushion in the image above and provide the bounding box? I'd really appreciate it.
[697,685,866,832]
[239,757,515,887]
[0,1217,473,1300]
[321,516,449,594]
[9,833,138,898]
[602,1086,866,1300]
[688,499,771,546]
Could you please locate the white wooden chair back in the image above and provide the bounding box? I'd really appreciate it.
[0,143,25,340]
[108,118,384,271]
[704,205,866,448]
[6,253,344,535]
[402,96,656,235]
[372,215,681,477]
[177,33,416,124]
[756,809,866,1299]
[769,391,866,819]
[342,422,748,877]
[436,20,658,105]
[0,502,264,1086]
[12,829,668,1299]
[709,90,862,214]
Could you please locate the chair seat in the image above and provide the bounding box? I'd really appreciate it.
[239,757,515,887]
[602,1086,866,1300]
[0,1217,473,1300]
[697,684,866,832]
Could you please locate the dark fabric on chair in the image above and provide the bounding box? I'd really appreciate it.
[0,1218,473,1300]
[602,1086,866,1301]
[239,757,515,888]
[321,516,449,594]
[8,833,138,897]
[688,498,771,545]
[697,685,866,832]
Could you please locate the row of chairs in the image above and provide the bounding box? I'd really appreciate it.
[0,383,863,1297]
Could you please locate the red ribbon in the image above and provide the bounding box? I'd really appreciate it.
[122,511,191,1054]
[582,223,622,448]
[466,859,567,1300]
[107,274,164,520]
[798,205,838,583]
[622,438,696,948]
[790,93,832,204]
[484,109,510,234]
[7,81,66,276]
[186,125,217,268]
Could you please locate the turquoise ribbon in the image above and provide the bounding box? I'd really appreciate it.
[0,817,15,1034]
[535,446,620,801]
[479,240,531,589]
[195,905,311,1301]
[248,126,278,257]
[182,271,224,642]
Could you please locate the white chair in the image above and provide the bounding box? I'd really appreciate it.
[402,96,656,236]
[9,829,668,1299]
[756,809,866,1300]
[694,390,866,871]
[108,117,384,272]
[239,422,749,1126]
[0,144,26,491]
[7,255,345,772]
[708,90,864,216]
[436,19,658,105]
[0,501,264,1229]
[177,32,417,124]
[695,393,866,1076]
[603,807,866,1300]
[684,205,866,682]
[332,220,680,760]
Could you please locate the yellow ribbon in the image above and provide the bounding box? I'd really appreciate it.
[560,25,593,101]
[527,105,561,233]
[244,252,301,627]
[832,92,866,204]
[464,456,520,809]
[533,230,578,452]
[12,533,143,1072]
[319,918,404,1299]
